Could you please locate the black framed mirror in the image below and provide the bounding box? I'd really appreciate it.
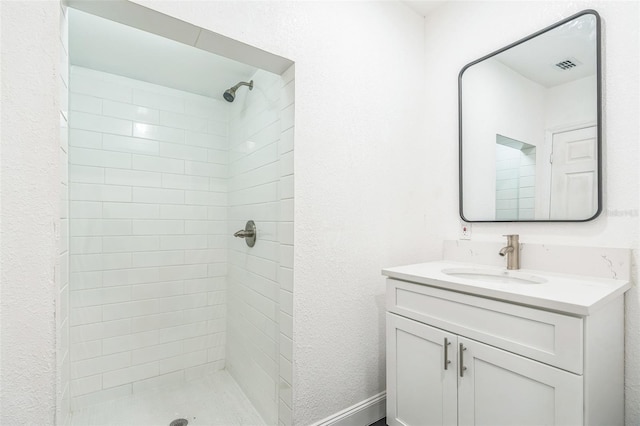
[459,10,601,222]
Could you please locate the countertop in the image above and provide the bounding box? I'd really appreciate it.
[382,260,631,316]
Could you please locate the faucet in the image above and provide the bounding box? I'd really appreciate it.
[499,234,520,270]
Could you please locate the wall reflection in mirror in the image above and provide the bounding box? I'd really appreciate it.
[459,10,601,222]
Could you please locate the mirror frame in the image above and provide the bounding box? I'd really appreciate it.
[458,9,602,223]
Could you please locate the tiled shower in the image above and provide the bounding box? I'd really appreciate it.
[65,10,293,425]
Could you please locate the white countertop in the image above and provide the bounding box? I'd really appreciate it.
[382,260,631,316]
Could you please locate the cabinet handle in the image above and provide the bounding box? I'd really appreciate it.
[459,343,467,377]
[444,338,451,370]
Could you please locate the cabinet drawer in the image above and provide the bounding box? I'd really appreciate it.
[387,278,583,374]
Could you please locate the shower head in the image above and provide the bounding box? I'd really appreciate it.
[223,80,254,102]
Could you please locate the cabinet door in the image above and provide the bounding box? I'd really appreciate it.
[387,313,458,426]
[457,337,583,426]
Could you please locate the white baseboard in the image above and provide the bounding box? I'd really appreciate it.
[309,392,386,426]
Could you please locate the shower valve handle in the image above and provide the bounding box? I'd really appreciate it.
[234,229,255,238]
[233,220,257,247]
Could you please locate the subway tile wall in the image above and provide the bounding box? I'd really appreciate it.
[495,144,536,221]
[517,147,536,220]
[495,144,521,220]
[225,68,289,426]
[277,64,295,426]
[57,4,71,425]
[68,67,229,410]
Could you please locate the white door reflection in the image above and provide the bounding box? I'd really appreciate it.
[549,126,597,219]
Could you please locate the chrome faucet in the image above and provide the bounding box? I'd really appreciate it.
[499,234,520,270]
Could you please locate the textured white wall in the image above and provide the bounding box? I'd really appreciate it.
[545,75,597,129]
[129,1,430,424]
[0,2,61,424]
[423,1,639,423]
[463,59,545,220]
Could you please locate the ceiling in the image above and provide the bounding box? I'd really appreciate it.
[494,14,597,88]
[68,8,258,100]
[402,1,448,17]
[402,2,596,88]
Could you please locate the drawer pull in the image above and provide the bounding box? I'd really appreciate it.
[444,338,452,370]
[459,343,467,377]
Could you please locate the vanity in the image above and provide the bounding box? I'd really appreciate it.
[383,260,630,426]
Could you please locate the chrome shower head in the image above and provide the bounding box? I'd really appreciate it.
[223,80,253,102]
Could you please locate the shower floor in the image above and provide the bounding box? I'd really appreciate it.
[70,370,267,426]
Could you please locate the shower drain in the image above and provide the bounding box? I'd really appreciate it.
[169,419,188,426]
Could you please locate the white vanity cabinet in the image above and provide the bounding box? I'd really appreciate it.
[387,313,458,426]
[385,272,626,426]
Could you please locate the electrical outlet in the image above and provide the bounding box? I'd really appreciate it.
[460,221,471,240]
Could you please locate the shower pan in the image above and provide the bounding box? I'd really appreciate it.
[64,7,294,426]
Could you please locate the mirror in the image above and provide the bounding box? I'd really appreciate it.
[459,10,601,222]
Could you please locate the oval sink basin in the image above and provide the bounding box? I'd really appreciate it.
[442,268,547,285]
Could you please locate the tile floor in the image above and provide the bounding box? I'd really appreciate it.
[70,370,266,426]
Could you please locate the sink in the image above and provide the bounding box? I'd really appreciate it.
[441,268,547,285]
